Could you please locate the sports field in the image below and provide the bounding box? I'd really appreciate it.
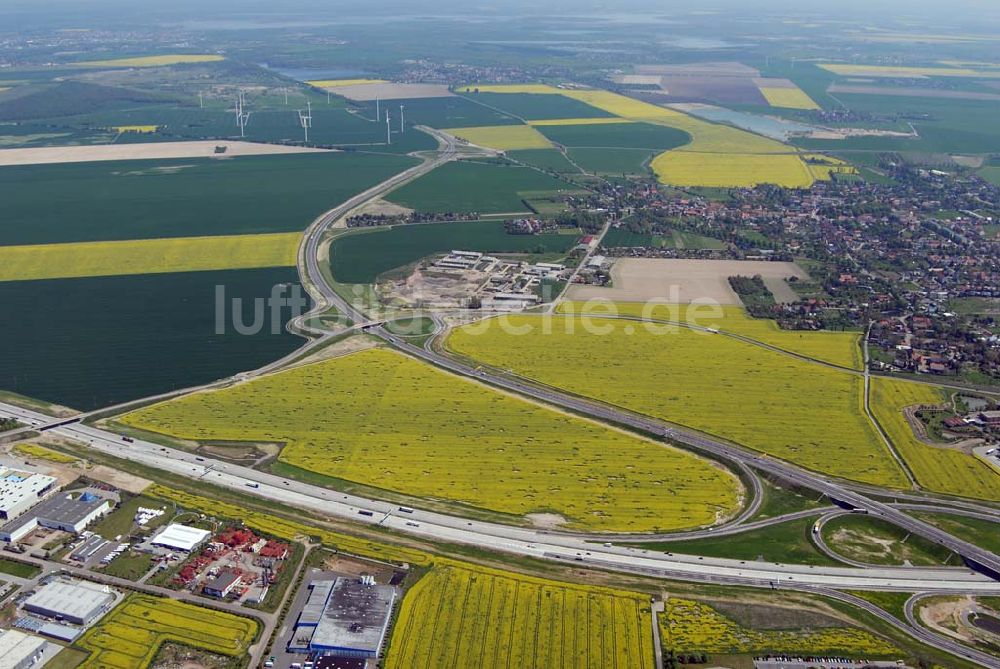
[74,54,224,68]
[468,85,822,188]
[77,593,257,669]
[386,562,655,669]
[0,232,299,281]
[662,597,899,657]
[558,301,862,369]
[122,348,742,532]
[869,378,1000,500]
[445,124,552,150]
[447,315,907,487]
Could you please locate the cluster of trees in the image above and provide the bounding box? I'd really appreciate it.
[556,210,604,234]
[0,418,18,431]
[664,651,709,667]
[728,275,777,316]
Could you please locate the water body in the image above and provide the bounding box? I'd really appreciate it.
[670,104,821,141]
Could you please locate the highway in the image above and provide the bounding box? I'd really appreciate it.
[6,401,1000,594]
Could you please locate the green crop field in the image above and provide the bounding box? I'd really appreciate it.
[460,91,617,120]
[536,121,690,150]
[121,348,742,532]
[448,314,905,486]
[357,96,520,128]
[662,597,900,658]
[386,561,655,669]
[507,148,581,173]
[45,106,436,153]
[76,593,257,669]
[869,378,1000,500]
[567,147,655,175]
[0,268,306,410]
[0,152,416,246]
[386,159,570,213]
[329,220,579,284]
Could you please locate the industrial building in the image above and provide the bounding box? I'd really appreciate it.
[288,577,396,659]
[0,489,112,543]
[0,465,56,521]
[0,629,47,669]
[22,579,115,626]
[150,523,212,552]
[203,569,244,599]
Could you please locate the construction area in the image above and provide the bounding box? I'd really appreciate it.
[385,250,569,309]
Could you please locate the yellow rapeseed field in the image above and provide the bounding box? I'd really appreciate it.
[13,443,77,463]
[77,593,257,669]
[306,78,389,88]
[75,54,224,68]
[111,125,159,134]
[447,315,908,487]
[386,562,655,669]
[819,63,1000,78]
[662,597,900,656]
[123,348,742,532]
[465,84,822,188]
[444,124,553,150]
[758,87,821,110]
[650,151,815,188]
[869,378,1000,500]
[0,232,300,281]
[528,117,634,126]
[558,301,863,369]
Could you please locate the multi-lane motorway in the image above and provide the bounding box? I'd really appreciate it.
[1,400,998,595]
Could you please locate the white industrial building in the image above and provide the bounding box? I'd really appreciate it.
[23,579,114,626]
[0,630,48,669]
[0,466,56,521]
[151,523,212,552]
[0,489,113,544]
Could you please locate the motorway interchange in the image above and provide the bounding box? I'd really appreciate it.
[4,131,1000,667]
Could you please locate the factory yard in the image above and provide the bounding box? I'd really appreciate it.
[0,140,333,167]
[566,258,807,304]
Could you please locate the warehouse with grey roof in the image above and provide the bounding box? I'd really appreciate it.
[23,579,115,626]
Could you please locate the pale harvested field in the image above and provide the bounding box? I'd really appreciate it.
[328,82,453,101]
[566,258,807,304]
[636,62,760,77]
[0,140,333,167]
[611,74,664,86]
[828,84,1000,101]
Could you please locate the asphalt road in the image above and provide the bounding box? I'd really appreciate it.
[4,401,999,595]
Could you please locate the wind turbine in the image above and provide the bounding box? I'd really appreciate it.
[376,95,380,121]
[298,101,313,144]
[399,104,405,133]
[235,91,251,138]
[385,109,391,145]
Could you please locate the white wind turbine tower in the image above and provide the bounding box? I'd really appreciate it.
[235,91,251,138]
[375,95,380,121]
[399,104,405,133]
[298,101,313,144]
[385,108,391,144]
